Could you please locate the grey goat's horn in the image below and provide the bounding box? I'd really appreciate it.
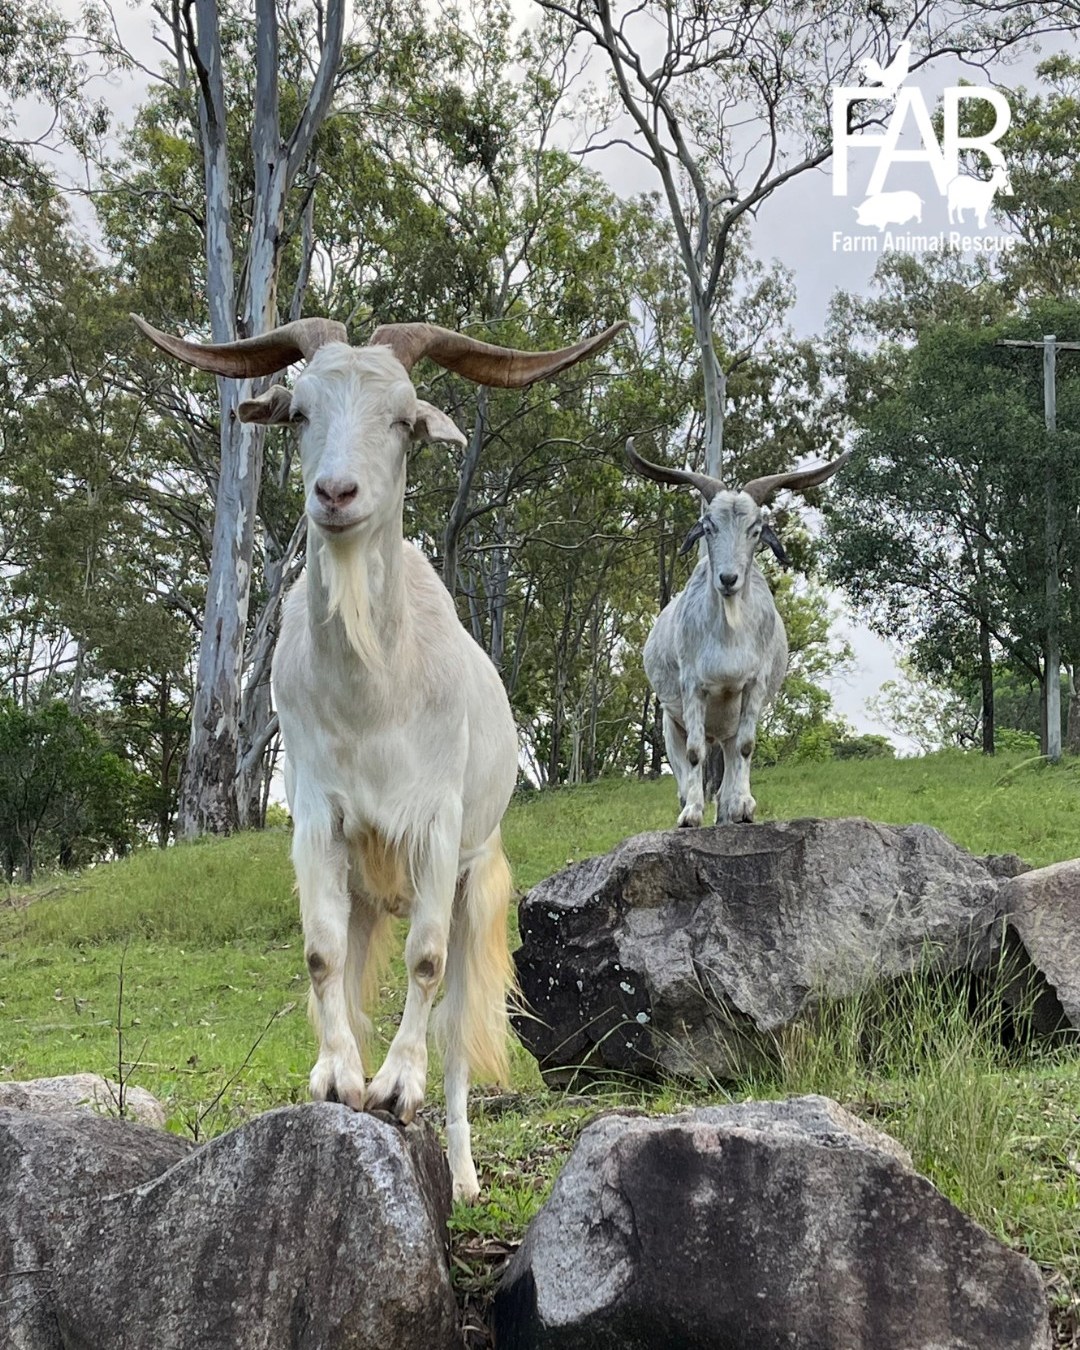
[741,451,852,506]
[625,437,723,502]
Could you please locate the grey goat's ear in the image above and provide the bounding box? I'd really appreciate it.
[679,519,708,557]
[760,521,789,567]
[413,400,467,447]
[237,384,293,424]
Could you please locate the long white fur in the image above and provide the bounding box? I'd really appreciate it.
[271,343,518,1202]
[644,488,787,828]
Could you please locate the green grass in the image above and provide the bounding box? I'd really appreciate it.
[505,748,1080,882]
[2,750,1080,1343]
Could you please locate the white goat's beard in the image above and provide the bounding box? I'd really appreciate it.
[722,593,742,629]
[322,537,383,667]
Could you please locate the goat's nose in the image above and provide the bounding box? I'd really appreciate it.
[719,572,739,589]
[314,477,359,510]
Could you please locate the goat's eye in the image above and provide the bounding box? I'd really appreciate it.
[393,419,415,435]
[290,408,308,426]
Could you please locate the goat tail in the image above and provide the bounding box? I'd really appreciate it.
[435,829,516,1085]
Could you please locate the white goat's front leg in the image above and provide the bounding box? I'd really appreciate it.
[676,683,708,828]
[366,804,461,1125]
[295,818,366,1109]
[718,681,766,824]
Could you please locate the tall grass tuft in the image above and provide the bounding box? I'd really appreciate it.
[728,943,1080,1282]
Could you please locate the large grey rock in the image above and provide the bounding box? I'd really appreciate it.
[493,1096,1050,1350]
[1000,859,1080,1033]
[52,1104,458,1350]
[515,818,1008,1082]
[0,1107,192,1350]
[0,1073,168,1128]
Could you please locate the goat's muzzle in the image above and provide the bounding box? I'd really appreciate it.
[718,572,741,597]
[315,477,360,511]
[311,477,365,534]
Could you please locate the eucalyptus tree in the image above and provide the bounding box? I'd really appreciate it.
[137,0,344,835]
[89,0,647,825]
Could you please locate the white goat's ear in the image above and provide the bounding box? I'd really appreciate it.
[413,400,466,446]
[237,385,293,424]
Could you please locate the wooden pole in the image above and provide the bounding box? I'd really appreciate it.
[1044,336,1061,762]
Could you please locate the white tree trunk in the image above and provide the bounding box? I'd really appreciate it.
[178,0,344,836]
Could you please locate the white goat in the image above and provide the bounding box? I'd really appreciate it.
[134,313,624,1200]
[947,165,1011,229]
[627,439,849,829]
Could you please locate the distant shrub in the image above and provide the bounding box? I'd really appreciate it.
[832,732,896,760]
[993,728,1040,754]
[0,699,139,882]
[264,802,293,830]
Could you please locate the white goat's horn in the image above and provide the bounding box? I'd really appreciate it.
[131,314,348,377]
[368,320,629,388]
[625,437,723,502]
[741,450,852,506]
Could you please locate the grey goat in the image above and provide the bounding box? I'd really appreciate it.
[627,438,849,828]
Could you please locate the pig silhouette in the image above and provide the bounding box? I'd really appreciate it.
[854,191,923,231]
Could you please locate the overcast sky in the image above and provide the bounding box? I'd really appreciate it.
[50,3,1076,751]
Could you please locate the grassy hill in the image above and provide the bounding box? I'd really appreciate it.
[2,750,1080,1340]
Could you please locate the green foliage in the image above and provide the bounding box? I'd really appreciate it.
[995,728,1041,754]
[0,699,137,881]
[825,280,1080,738]
[992,56,1080,300]
[0,193,198,842]
[0,0,864,822]
[0,0,98,203]
[831,732,895,760]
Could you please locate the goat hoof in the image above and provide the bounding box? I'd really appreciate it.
[734,796,756,823]
[365,1087,420,1125]
[453,1175,481,1205]
[676,806,703,829]
[719,796,756,825]
[365,1068,425,1125]
[310,1058,365,1111]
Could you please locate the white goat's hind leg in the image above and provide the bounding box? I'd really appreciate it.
[676,689,708,828]
[296,822,366,1109]
[662,712,691,816]
[366,806,461,1125]
[444,1051,479,1203]
[436,834,514,1202]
